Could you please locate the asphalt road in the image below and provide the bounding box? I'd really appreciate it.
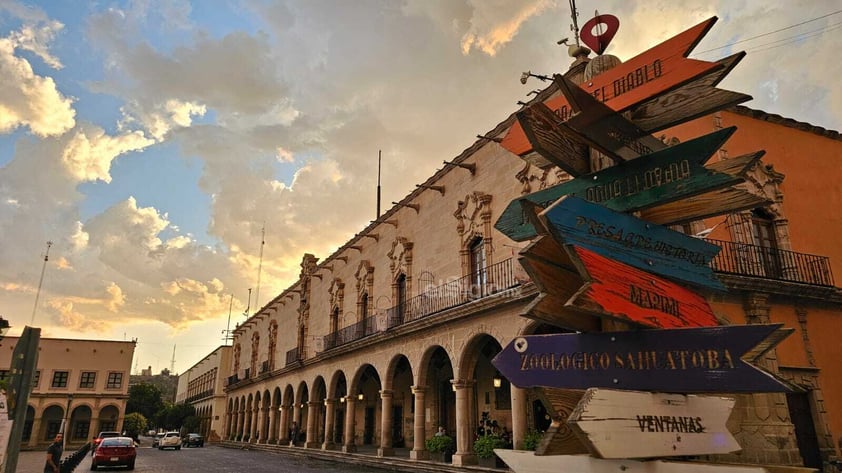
[15,442,397,473]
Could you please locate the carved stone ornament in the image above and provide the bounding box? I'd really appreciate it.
[515,162,572,195]
[453,191,493,245]
[328,278,345,311]
[355,260,374,296]
[387,237,414,277]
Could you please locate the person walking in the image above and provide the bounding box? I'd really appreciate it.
[44,433,63,473]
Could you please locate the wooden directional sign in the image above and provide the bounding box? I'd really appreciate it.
[517,102,590,175]
[491,324,794,393]
[640,185,769,226]
[540,196,724,291]
[495,129,761,243]
[567,388,739,459]
[630,52,751,133]
[565,245,719,328]
[495,449,816,473]
[502,17,722,157]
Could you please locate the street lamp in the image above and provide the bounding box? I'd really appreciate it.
[62,393,73,452]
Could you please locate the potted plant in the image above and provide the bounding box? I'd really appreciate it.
[520,430,543,451]
[474,434,507,467]
[425,434,454,462]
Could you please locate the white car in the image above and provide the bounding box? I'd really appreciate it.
[158,431,182,450]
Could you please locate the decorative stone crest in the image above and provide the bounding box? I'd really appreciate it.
[328,278,345,312]
[387,237,414,278]
[453,191,493,246]
[515,162,571,195]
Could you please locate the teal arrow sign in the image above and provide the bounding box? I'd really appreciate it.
[495,126,763,242]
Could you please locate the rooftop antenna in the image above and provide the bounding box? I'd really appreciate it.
[222,293,234,344]
[254,223,265,312]
[30,241,53,325]
[376,150,382,219]
[569,0,581,46]
[244,288,252,317]
[170,344,176,374]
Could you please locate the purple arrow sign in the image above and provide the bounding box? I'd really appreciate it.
[492,324,794,393]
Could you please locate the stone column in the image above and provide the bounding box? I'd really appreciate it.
[250,405,259,443]
[342,397,357,453]
[451,379,476,466]
[322,399,336,450]
[410,386,428,460]
[511,385,527,449]
[268,404,278,443]
[305,401,319,448]
[278,405,290,444]
[28,416,42,448]
[377,390,394,457]
[257,404,268,443]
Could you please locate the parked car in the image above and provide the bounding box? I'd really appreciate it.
[151,432,165,448]
[182,433,204,448]
[91,431,121,455]
[158,431,181,450]
[91,436,136,470]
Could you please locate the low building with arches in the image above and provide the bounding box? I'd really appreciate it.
[0,336,135,450]
[221,57,842,470]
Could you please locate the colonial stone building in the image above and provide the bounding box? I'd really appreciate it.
[175,345,231,442]
[222,50,842,470]
[0,336,135,450]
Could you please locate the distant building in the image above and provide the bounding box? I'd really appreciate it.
[0,336,135,450]
[175,346,231,442]
[129,368,178,403]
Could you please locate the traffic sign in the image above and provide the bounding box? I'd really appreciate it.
[492,324,794,393]
[565,245,719,328]
[540,196,724,291]
[567,388,738,458]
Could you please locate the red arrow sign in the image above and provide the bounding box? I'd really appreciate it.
[502,16,721,157]
[566,245,719,328]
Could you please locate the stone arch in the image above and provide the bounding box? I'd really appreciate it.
[68,404,93,443]
[95,404,121,433]
[457,333,509,448]
[40,404,65,442]
[349,364,382,447]
[416,345,456,440]
[259,388,271,443]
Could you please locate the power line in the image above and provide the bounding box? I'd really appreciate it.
[747,24,842,54]
[696,9,842,54]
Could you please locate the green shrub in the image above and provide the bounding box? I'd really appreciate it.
[521,430,543,451]
[473,434,506,459]
[425,435,454,453]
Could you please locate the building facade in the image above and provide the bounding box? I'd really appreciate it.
[221,56,842,470]
[175,345,231,442]
[0,336,135,450]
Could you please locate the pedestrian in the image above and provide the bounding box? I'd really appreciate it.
[290,421,299,445]
[435,426,446,437]
[44,432,62,473]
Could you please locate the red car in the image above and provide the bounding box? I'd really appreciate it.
[91,436,136,470]
[91,431,121,454]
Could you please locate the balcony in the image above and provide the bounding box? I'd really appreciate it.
[285,347,301,367]
[226,374,239,386]
[322,258,522,351]
[709,239,834,287]
[259,360,270,374]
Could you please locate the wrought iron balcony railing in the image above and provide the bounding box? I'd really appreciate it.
[709,239,834,287]
[322,258,522,351]
[259,360,270,374]
[285,347,301,366]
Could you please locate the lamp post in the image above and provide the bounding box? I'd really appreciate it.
[61,393,73,452]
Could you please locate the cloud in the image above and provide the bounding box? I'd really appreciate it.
[120,98,207,141]
[0,26,75,136]
[460,0,553,56]
[61,124,155,183]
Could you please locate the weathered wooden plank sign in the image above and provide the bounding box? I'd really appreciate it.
[502,17,722,157]
[640,185,769,226]
[495,129,760,243]
[517,102,591,175]
[630,52,751,133]
[540,196,724,291]
[491,324,794,393]
[552,73,667,163]
[565,245,719,328]
[494,449,816,473]
[567,388,739,459]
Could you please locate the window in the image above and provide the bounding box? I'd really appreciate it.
[51,371,69,388]
[751,210,781,278]
[396,274,407,322]
[469,237,487,296]
[32,370,40,388]
[73,421,90,440]
[46,421,61,440]
[79,371,96,389]
[106,372,123,389]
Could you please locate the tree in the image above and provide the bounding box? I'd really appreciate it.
[155,402,196,430]
[123,412,148,440]
[127,382,164,422]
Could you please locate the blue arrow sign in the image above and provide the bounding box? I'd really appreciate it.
[541,195,724,291]
[492,324,793,393]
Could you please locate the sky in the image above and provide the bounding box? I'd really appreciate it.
[0,0,840,375]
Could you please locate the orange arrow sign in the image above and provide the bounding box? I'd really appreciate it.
[502,16,721,157]
[565,245,719,328]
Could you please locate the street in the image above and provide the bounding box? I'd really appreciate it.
[16,443,399,473]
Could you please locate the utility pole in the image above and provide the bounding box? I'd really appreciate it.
[30,241,52,325]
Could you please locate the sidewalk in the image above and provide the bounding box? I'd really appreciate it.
[218,441,509,473]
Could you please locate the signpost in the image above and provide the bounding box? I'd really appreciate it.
[516,102,591,175]
[567,388,739,458]
[491,324,794,393]
[4,327,40,473]
[540,196,725,291]
[565,245,719,328]
[501,17,722,157]
[495,130,761,242]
